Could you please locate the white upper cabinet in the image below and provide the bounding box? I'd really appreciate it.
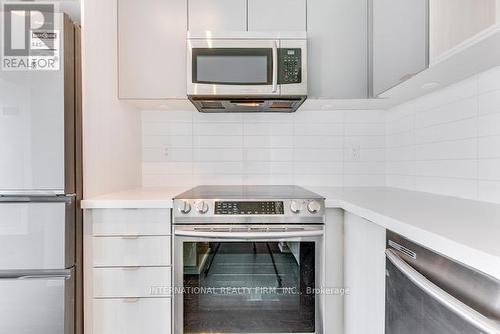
[248,0,306,31]
[188,0,247,31]
[430,0,498,61]
[307,0,369,98]
[118,0,187,99]
[371,0,429,97]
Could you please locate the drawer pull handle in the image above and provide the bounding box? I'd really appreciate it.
[122,266,140,270]
[122,298,139,303]
[121,235,140,239]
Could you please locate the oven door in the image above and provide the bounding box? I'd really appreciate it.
[187,39,279,96]
[174,225,324,334]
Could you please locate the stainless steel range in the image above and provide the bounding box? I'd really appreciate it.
[173,185,325,334]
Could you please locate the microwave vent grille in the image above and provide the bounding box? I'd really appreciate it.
[201,101,224,110]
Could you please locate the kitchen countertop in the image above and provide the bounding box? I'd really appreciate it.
[82,186,500,280]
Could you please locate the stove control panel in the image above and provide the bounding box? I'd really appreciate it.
[215,201,284,215]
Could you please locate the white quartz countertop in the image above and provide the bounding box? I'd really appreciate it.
[82,186,500,279]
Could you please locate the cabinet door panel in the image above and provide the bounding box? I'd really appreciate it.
[93,298,171,334]
[118,0,186,99]
[344,213,385,334]
[93,236,171,267]
[188,0,247,31]
[371,0,428,96]
[248,0,306,31]
[93,267,171,298]
[91,208,171,236]
[307,0,368,98]
[430,0,496,60]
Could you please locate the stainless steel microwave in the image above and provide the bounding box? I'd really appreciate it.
[187,32,308,113]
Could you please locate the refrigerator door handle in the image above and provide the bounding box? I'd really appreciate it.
[17,274,72,280]
[0,269,73,280]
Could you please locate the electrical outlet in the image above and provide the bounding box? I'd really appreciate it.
[350,145,361,161]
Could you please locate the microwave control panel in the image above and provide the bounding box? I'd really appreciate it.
[278,48,302,84]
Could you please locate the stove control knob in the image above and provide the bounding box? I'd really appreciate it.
[196,201,209,214]
[290,200,302,214]
[307,201,321,214]
[178,201,191,214]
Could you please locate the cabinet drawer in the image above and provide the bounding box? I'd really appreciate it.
[93,236,171,267]
[94,267,171,298]
[93,298,171,334]
[91,209,171,236]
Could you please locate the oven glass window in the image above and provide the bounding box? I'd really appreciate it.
[192,48,273,85]
[183,242,315,333]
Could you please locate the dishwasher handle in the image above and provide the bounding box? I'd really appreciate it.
[386,249,500,334]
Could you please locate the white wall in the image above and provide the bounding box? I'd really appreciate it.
[386,65,500,204]
[82,0,142,197]
[141,106,385,188]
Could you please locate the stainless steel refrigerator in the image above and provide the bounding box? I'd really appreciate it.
[0,13,81,334]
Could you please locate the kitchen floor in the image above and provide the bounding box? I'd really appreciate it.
[183,242,315,333]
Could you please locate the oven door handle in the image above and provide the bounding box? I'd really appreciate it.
[175,230,323,239]
[386,249,500,334]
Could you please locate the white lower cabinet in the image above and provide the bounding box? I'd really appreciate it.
[93,298,171,334]
[344,212,386,334]
[93,267,171,298]
[85,208,172,334]
[93,236,171,267]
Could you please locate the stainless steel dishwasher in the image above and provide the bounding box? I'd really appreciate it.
[385,231,500,334]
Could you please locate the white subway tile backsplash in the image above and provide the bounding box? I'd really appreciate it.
[386,65,500,204]
[193,135,243,148]
[243,135,294,148]
[415,160,477,179]
[294,148,344,162]
[478,90,500,115]
[415,139,477,160]
[414,98,477,129]
[194,122,243,136]
[478,159,500,181]
[477,66,500,94]
[345,123,385,136]
[294,122,344,136]
[193,162,243,175]
[345,135,385,149]
[244,148,294,161]
[294,136,343,149]
[344,162,385,175]
[142,162,192,175]
[142,122,193,136]
[243,122,294,136]
[294,162,343,175]
[143,135,193,148]
[142,108,385,187]
[478,113,500,136]
[243,162,294,175]
[414,118,477,144]
[414,176,477,200]
[478,181,500,203]
[193,148,244,161]
[478,136,500,158]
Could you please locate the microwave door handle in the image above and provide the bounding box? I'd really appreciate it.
[272,41,278,93]
[386,249,500,334]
